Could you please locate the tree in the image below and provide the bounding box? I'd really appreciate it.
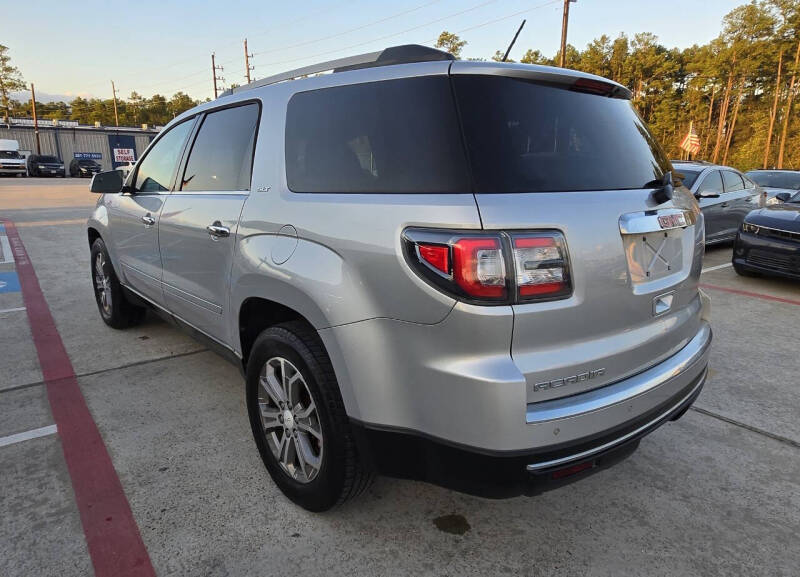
[0,45,26,123]
[435,31,466,59]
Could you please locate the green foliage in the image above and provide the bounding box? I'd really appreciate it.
[435,31,467,58]
[0,44,26,122]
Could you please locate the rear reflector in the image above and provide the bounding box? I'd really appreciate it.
[417,243,450,275]
[550,460,594,480]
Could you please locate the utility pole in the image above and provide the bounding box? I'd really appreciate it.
[212,53,225,98]
[111,80,119,127]
[559,0,576,68]
[244,38,254,84]
[30,83,41,154]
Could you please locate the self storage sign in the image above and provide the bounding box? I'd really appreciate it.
[113,148,136,163]
[107,134,138,168]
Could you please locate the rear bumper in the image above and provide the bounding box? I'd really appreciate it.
[322,300,711,454]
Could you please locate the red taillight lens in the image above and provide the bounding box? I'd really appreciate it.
[513,233,571,299]
[417,243,450,275]
[452,237,507,299]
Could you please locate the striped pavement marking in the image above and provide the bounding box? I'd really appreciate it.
[0,424,58,448]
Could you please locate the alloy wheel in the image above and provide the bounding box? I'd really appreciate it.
[94,252,112,316]
[257,357,323,483]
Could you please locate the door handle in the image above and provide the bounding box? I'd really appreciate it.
[721,202,729,208]
[206,221,230,240]
[141,214,155,227]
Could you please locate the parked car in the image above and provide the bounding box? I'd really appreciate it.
[27,154,65,177]
[87,45,712,511]
[672,161,761,244]
[744,169,800,205]
[0,139,27,177]
[69,158,102,178]
[733,190,800,279]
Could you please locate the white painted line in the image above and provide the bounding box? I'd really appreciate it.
[0,306,27,314]
[701,262,733,274]
[0,424,58,448]
[0,235,13,264]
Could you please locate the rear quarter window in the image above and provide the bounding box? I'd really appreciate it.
[285,76,470,193]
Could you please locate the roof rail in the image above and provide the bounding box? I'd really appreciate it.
[220,44,453,97]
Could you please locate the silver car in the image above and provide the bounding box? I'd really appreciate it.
[87,45,711,511]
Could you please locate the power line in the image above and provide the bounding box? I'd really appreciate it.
[251,0,443,58]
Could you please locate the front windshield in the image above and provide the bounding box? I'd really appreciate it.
[0,150,21,159]
[747,171,800,190]
[78,160,95,166]
[40,156,59,163]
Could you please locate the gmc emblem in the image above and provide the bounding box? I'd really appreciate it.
[657,213,687,229]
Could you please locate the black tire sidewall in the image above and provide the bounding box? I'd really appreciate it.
[90,238,140,328]
[246,327,346,512]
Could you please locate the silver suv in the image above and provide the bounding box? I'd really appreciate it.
[87,45,711,511]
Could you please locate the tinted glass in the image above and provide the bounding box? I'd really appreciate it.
[0,151,20,159]
[698,171,723,194]
[285,77,470,193]
[746,171,800,190]
[40,156,59,163]
[722,170,744,192]
[135,120,193,192]
[676,168,701,188]
[453,76,671,192]
[181,103,259,191]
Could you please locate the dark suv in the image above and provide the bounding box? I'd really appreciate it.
[28,155,66,177]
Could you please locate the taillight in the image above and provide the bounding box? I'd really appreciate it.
[512,233,571,300]
[452,237,507,299]
[403,229,571,304]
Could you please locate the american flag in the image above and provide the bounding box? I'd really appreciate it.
[680,122,701,156]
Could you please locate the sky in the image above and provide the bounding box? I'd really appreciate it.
[6,0,744,103]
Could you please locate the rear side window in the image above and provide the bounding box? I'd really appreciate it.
[285,77,470,193]
[135,120,193,192]
[698,171,723,194]
[181,103,259,191]
[722,170,744,192]
[452,75,671,193]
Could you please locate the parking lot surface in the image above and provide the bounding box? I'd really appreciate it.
[1,178,798,577]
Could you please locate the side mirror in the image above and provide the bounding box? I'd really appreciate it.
[695,190,720,199]
[775,192,791,202]
[90,170,125,194]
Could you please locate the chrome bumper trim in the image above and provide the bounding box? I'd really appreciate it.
[526,322,711,424]
[526,367,706,472]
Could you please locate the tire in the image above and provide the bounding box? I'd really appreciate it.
[90,238,146,329]
[246,321,372,511]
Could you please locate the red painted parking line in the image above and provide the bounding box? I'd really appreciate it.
[2,219,155,577]
[700,282,800,306]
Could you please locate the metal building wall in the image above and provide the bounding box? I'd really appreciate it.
[0,125,158,171]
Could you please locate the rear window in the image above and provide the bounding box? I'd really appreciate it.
[285,77,470,193]
[452,75,671,193]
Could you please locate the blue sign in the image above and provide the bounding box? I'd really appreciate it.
[107,134,137,169]
[74,152,102,160]
[0,271,21,294]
